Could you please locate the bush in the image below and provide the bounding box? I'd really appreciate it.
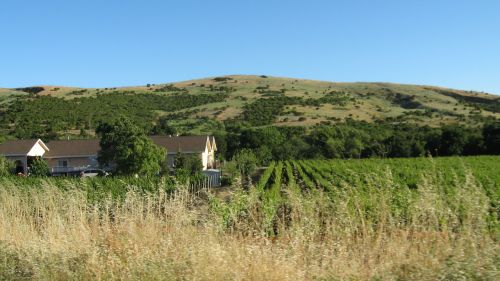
[29,158,49,177]
[220,175,234,186]
[175,153,203,176]
[233,149,257,186]
[0,156,14,176]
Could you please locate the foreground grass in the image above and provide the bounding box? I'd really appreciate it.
[0,158,499,280]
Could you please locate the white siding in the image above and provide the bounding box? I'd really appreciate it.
[27,141,47,157]
[201,146,209,170]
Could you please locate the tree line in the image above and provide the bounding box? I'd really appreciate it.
[214,121,500,165]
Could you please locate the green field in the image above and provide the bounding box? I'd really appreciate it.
[232,156,500,236]
[258,156,500,200]
[0,156,498,280]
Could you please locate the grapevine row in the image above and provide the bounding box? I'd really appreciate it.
[256,161,276,190]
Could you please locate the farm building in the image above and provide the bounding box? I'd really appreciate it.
[0,135,217,175]
[0,139,50,174]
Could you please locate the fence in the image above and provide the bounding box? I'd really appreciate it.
[188,169,221,191]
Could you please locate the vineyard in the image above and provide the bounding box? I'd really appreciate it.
[253,156,500,235]
[257,156,500,193]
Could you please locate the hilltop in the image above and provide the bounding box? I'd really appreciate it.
[0,75,499,138]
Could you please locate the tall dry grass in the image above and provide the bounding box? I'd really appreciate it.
[0,170,498,280]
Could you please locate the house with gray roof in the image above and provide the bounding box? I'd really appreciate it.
[0,136,217,175]
[150,136,217,171]
[0,139,49,174]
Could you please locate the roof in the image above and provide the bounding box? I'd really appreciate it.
[150,135,210,153]
[0,139,48,155]
[44,139,100,158]
[0,136,214,158]
[210,136,217,151]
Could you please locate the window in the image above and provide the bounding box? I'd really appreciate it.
[58,160,68,167]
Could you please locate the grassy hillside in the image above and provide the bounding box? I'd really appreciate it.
[1,75,499,138]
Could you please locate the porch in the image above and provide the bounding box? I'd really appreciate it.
[50,165,94,175]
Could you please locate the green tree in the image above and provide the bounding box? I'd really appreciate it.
[344,137,363,158]
[233,149,257,187]
[29,158,49,176]
[151,118,177,136]
[220,160,239,186]
[325,138,344,158]
[483,122,500,154]
[174,152,185,170]
[254,146,273,165]
[175,153,203,176]
[440,126,467,156]
[184,155,203,175]
[96,118,166,176]
[0,156,14,176]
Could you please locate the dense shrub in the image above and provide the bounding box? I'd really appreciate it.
[0,156,14,176]
[29,158,49,176]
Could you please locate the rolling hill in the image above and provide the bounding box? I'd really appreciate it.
[1,75,499,137]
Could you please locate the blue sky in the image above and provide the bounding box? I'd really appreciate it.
[1,0,499,94]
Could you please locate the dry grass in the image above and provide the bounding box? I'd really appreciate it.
[0,172,498,280]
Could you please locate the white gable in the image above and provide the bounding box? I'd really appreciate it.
[27,140,49,157]
[205,137,211,152]
[211,137,217,151]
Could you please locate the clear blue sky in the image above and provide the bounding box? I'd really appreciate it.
[1,0,499,94]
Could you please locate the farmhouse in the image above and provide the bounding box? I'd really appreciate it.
[0,136,217,175]
[0,139,50,174]
[150,136,217,171]
[44,139,101,174]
